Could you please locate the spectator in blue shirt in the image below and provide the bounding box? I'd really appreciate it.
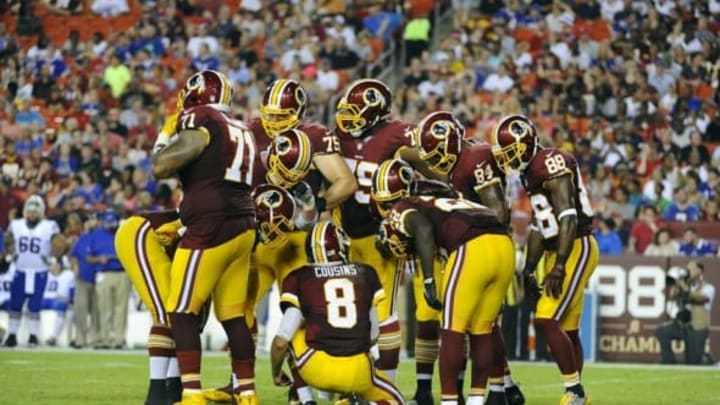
[86,210,127,349]
[663,187,699,221]
[191,43,220,72]
[679,227,717,256]
[594,218,624,255]
[70,215,99,349]
[363,5,403,42]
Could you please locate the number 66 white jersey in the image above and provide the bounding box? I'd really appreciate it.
[522,148,594,249]
[9,218,60,271]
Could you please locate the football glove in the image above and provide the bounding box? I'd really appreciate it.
[155,219,184,247]
[423,278,442,310]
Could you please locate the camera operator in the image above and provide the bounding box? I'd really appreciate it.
[655,261,715,364]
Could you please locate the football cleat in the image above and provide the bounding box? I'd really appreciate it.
[559,392,590,405]
[203,382,233,403]
[334,394,368,405]
[407,389,434,405]
[176,391,207,405]
[485,391,507,405]
[4,333,17,348]
[46,337,57,347]
[506,384,526,405]
[28,334,38,348]
[232,391,258,405]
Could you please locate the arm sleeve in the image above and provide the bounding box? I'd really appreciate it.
[276,306,304,341]
[369,306,379,341]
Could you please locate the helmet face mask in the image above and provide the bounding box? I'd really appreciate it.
[370,159,414,218]
[252,184,297,247]
[180,70,233,111]
[491,115,538,175]
[335,79,392,137]
[266,129,313,189]
[261,79,307,137]
[416,112,464,175]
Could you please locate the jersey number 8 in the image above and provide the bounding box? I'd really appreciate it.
[323,278,357,329]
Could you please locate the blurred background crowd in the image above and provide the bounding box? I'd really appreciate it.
[1,0,719,349]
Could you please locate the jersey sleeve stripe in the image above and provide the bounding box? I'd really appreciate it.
[280,292,300,308]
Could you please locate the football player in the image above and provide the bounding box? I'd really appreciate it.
[415,111,525,405]
[42,233,74,347]
[2,195,60,348]
[270,221,405,405]
[250,78,356,210]
[371,159,516,405]
[334,78,438,381]
[152,70,258,405]
[492,115,598,405]
[115,210,185,405]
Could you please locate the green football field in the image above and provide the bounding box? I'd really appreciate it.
[1,350,718,404]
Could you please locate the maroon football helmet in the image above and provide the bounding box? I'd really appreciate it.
[370,159,415,217]
[260,79,308,137]
[335,78,392,137]
[180,70,233,111]
[491,114,539,175]
[416,111,465,175]
[305,220,350,264]
[266,128,314,189]
[377,218,413,259]
[252,183,297,247]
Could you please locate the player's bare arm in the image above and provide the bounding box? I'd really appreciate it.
[270,335,290,386]
[312,153,357,209]
[398,147,447,182]
[543,174,578,298]
[152,130,209,178]
[270,305,303,387]
[403,210,442,310]
[474,180,509,227]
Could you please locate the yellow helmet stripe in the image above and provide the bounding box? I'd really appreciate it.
[292,130,311,172]
[220,73,232,106]
[312,222,328,262]
[269,79,288,108]
[376,160,390,198]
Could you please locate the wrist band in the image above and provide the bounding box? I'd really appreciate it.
[316,197,327,214]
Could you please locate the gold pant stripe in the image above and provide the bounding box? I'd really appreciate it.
[553,236,591,321]
[135,220,167,324]
[177,249,202,312]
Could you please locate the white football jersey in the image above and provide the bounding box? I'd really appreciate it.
[9,218,60,272]
[43,267,74,301]
[0,264,15,304]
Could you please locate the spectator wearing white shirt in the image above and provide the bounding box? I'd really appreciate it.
[648,60,676,95]
[545,1,575,34]
[600,0,624,20]
[91,0,129,17]
[325,15,357,51]
[482,64,515,93]
[549,33,571,68]
[512,41,533,72]
[418,70,447,99]
[315,59,339,92]
[280,38,316,72]
[186,24,220,59]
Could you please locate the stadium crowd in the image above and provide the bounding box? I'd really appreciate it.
[0,0,719,350]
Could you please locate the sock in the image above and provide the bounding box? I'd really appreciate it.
[8,312,20,334]
[146,379,168,404]
[535,319,578,376]
[148,325,175,379]
[504,373,515,388]
[378,319,401,380]
[166,376,183,403]
[167,357,181,378]
[489,325,506,384]
[415,320,440,388]
[52,311,66,339]
[27,312,40,337]
[439,329,465,400]
[441,400,458,405]
[169,312,202,393]
[466,395,484,405]
[566,329,584,374]
[564,375,585,397]
[222,316,256,393]
[297,386,313,404]
[469,334,493,399]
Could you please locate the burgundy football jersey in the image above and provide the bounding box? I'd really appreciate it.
[247,119,338,194]
[174,105,256,249]
[280,262,384,356]
[522,148,594,248]
[450,143,506,204]
[337,119,416,238]
[388,196,507,254]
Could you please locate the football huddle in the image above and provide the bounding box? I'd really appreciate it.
[118,69,598,405]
